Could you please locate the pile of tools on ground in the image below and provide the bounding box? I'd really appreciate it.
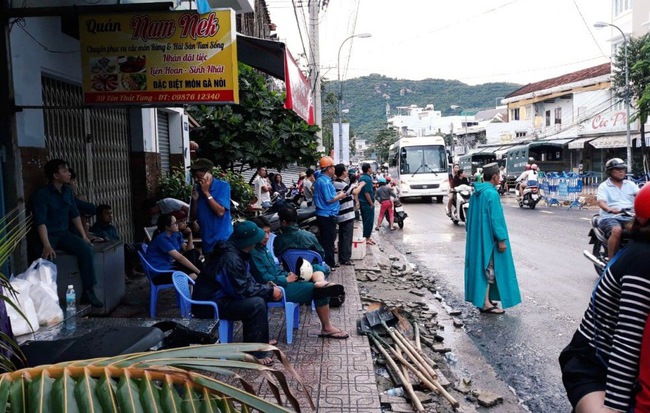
[358,302,459,412]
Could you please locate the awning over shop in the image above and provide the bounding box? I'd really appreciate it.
[237,34,286,80]
[237,34,314,124]
[568,137,595,149]
[589,135,628,149]
[529,138,574,148]
[494,145,513,159]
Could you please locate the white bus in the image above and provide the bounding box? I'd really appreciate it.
[387,136,449,202]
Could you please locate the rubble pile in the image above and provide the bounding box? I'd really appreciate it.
[355,245,505,412]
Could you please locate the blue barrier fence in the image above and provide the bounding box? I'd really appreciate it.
[537,171,603,208]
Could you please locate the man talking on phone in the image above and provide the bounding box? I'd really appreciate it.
[189,158,232,257]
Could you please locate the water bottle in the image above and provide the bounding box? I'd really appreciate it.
[65,285,76,311]
[383,387,404,397]
[65,285,76,331]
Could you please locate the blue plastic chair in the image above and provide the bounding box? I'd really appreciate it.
[137,250,178,317]
[280,249,325,312]
[267,232,280,266]
[267,286,300,344]
[280,249,324,273]
[171,272,233,344]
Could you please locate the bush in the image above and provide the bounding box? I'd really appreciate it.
[158,166,193,201]
[213,167,254,211]
[159,164,253,212]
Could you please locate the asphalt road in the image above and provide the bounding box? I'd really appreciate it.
[380,193,599,412]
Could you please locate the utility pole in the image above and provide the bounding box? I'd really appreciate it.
[308,0,324,152]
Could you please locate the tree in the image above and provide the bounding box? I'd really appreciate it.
[612,33,650,172]
[188,64,320,172]
[370,128,399,164]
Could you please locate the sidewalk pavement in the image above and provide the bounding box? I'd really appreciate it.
[110,233,383,412]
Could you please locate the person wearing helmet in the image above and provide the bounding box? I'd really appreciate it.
[597,158,639,260]
[375,176,398,230]
[515,163,539,202]
[560,184,650,413]
[313,156,348,267]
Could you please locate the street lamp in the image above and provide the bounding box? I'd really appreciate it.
[337,33,371,164]
[594,21,632,173]
[451,105,468,155]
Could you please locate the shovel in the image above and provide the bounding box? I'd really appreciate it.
[391,307,415,340]
[364,301,398,331]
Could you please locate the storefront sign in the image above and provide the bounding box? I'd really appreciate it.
[284,49,313,124]
[580,110,638,134]
[80,10,238,105]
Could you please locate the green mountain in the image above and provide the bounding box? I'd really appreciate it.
[323,74,521,141]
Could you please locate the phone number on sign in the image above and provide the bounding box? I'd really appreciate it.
[156,92,222,102]
[84,90,235,104]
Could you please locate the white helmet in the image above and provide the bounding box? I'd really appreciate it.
[298,258,313,281]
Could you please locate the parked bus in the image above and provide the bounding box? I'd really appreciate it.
[387,136,449,202]
[505,140,569,182]
[458,150,497,177]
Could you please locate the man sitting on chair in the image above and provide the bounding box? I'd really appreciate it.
[273,205,331,277]
[249,216,348,339]
[192,220,282,365]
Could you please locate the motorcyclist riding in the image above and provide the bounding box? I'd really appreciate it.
[516,163,539,202]
[447,165,469,217]
[597,158,639,260]
[446,164,460,217]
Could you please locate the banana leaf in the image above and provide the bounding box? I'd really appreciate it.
[0,343,315,413]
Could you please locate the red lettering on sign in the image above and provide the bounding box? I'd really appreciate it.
[130,15,176,41]
[591,114,608,129]
[611,111,626,126]
[178,13,219,40]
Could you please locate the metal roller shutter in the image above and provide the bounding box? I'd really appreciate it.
[157,110,170,175]
[42,75,134,242]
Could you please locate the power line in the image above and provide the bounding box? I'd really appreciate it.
[290,0,309,60]
[572,0,607,58]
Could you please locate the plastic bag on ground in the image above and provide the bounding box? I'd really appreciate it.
[6,278,39,336]
[12,259,63,327]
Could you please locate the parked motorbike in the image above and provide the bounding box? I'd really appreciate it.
[262,196,318,235]
[515,180,541,209]
[384,197,408,229]
[583,209,634,275]
[446,184,472,225]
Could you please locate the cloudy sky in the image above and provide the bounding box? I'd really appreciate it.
[266,0,613,86]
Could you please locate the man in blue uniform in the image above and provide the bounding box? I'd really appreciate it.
[189,158,232,257]
[32,159,103,307]
[313,156,346,267]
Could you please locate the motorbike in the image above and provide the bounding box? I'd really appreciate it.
[515,180,541,209]
[261,195,318,235]
[497,177,509,195]
[583,209,634,275]
[446,184,472,225]
[384,197,408,229]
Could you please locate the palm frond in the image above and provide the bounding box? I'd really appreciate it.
[0,343,314,412]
